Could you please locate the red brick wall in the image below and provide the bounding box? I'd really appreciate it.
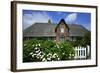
[55,21,69,42]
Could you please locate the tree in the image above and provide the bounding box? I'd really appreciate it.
[81,32,91,47]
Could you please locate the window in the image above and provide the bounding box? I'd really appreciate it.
[60,28,64,33]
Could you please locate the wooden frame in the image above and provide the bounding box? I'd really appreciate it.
[11,1,98,72]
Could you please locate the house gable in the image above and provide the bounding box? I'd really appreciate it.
[55,19,69,42]
[55,19,69,32]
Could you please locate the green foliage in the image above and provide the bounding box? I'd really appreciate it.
[58,42,75,60]
[23,39,75,62]
[80,32,91,47]
[23,39,43,62]
[23,32,90,62]
[68,32,91,47]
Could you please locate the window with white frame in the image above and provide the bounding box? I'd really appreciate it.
[60,27,64,33]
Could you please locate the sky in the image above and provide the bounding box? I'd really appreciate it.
[23,10,91,31]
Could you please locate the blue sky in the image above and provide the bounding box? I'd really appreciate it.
[23,10,91,30]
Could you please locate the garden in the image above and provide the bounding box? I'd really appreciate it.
[23,32,90,62]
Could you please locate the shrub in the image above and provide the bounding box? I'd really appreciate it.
[23,39,75,62]
[68,32,91,47]
[80,32,91,47]
[58,42,75,60]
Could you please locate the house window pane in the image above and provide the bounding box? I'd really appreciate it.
[60,28,64,33]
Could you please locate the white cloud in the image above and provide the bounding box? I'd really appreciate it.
[23,12,50,30]
[65,13,77,24]
[82,23,91,31]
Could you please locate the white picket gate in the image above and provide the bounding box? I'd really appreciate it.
[74,45,90,59]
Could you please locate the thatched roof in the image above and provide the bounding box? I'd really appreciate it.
[68,24,89,36]
[23,20,89,37]
[23,23,56,37]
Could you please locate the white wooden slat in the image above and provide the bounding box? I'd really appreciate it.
[74,45,90,59]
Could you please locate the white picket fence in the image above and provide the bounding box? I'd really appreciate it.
[74,45,90,59]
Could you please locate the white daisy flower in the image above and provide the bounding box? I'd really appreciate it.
[32,54,34,57]
[38,43,41,46]
[24,44,27,46]
[57,58,60,60]
[54,53,57,56]
[35,50,40,53]
[62,53,65,55]
[42,52,45,56]
[29,52,33,55]
[37,56,40,59]
[47,58,51,60]
[42,58,46,61]
[32,44,34,47]
[40,55,44,59]
[52,55,56,58]
[56,44,59,48]
[69,53,72,56]
[35,47,38,50]
[68,56,71,59]
[72,54,74,56]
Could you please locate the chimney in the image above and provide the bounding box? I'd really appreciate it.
[48,19,52,25]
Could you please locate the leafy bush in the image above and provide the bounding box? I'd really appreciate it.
[80,32,91,47]
[58,42,75,60]
[23,39,43,62]
[68,32,91,47]
[23,39,75,62]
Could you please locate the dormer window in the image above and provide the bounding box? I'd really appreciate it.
[60,27,64,33]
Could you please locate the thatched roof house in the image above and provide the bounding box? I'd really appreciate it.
[23,19,89,41]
